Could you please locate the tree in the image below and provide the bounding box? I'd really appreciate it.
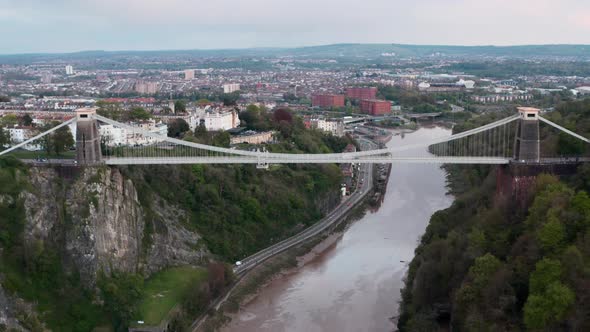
[167,119,190,138]
[127,107,151,121]
[194,123,208,140]
[467,228,487,255]
[240,104,272,131]
[52,126,75,155]
[239,106,259,129]
[572,191,590,215]
[278,121,293,139]
[222,92,240,106]
[524,282,574,330]
[21,114,33,126]
[273,108,293,124]
[412,103,439,114]
[557,132,586,156]
[96,101,125,121]
[0,96,10,102]
[0,128,9,149]
[207,262,226,297]
[468,253,502,290]
[0,114,18,127]
[537,216,565,253]
[167,312,187,332]
[246,104,259,113]
[529,258,562,294]
[524,294,551,329]
[39,122,59,155]
[212,131,230,148]
[174,100,187,113]
[182,283,210,316]
[40,133,53,155]
[98,272,144,330]
[283,93,298,102]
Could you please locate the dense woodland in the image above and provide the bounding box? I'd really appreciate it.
[398,99,590,331]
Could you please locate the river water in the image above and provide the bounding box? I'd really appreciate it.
[223,127,454,332]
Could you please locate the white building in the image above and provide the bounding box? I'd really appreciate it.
[189,107,240,131]
[472,94,533,104]
[7,126,28,143]
[418,82,431,91]
[6,126,42,150]
[65,65,74,75]
[312,119,345,137]
[99,124,127,146]
[223,83,241,94]
[99,120,168,146]
[184,69,195,80]
[457,79,476,89]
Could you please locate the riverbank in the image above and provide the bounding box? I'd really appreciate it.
[214,127,454,332]
[189,139,378,331]
[198,201,371,332]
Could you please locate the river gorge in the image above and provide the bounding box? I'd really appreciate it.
[223,126,454,332]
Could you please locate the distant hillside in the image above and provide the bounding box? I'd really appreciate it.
[287,43,590,58]
[1,43,590,64]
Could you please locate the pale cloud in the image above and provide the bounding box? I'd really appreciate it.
[572,12,590,29]
[0,0,588,53]
[0,7,33,23]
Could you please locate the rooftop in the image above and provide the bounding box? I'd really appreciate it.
[517,107,540,112]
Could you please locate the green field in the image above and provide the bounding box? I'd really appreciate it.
[134,266,207,326]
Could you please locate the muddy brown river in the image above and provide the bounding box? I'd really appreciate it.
[223,127,454,332]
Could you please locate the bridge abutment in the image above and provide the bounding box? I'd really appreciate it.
[75,108,103,165]
[496,162,582,206]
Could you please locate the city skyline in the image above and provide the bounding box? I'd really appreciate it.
[1,0,590,54]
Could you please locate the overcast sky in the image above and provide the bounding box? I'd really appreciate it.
[1,0,589,54]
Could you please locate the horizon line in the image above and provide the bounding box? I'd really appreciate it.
[1,42,589,57]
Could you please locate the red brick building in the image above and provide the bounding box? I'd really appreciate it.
[359,99,392,115]
[346,87,377,100]
[312,94,345,108]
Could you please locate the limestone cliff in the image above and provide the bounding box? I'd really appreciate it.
[22,166,208,286]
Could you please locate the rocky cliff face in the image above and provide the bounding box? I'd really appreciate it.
[22,166,208,286]
[315,189,342,216]
[0,285,24,331]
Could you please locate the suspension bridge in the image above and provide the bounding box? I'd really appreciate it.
[0,107,588,166]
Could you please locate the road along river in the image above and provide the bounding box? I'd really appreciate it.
[222,126,454,332]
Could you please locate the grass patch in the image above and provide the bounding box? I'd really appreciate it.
[134,266,207,326]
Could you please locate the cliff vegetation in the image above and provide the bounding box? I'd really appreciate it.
[398,100,590,331]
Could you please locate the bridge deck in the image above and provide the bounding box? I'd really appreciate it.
[104,156,511,165]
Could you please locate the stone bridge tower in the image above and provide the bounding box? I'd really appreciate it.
[75,107,102,165]
[513,107,540,162]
